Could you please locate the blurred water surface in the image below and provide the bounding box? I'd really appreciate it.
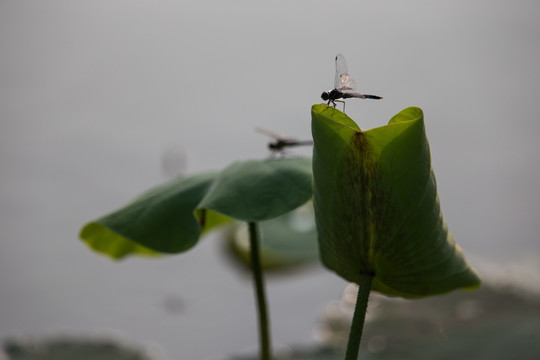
[1,1,539,359]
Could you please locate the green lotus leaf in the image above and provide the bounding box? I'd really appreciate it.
[80,171,227,260]
[196,158,312,222]
[80,157,313,261]
[311,104,480,298]
[227,202,319,270]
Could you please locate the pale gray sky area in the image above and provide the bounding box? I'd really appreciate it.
[1,1,539,359]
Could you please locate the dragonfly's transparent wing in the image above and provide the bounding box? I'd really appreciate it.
[334,54,348,87]
[334,54,356,91]
[256,127,282,140]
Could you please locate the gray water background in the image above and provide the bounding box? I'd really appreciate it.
[1,1,539,359]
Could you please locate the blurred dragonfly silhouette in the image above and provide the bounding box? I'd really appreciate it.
[321,54,382,112]
[161,145,188,179]
[256,128,313,156]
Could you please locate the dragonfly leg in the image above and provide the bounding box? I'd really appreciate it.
[334,99,345,112]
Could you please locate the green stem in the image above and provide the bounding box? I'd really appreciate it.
[345,274,373,360]
[248,222,271,360]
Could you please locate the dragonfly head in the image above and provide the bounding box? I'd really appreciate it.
[321,91,330,101]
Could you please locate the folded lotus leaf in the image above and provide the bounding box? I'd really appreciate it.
[311,104,480,298]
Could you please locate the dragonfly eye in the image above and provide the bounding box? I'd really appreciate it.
[321,92,329,101]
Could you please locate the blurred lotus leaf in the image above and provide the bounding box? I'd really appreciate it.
[3,337,155,360]
[227,202,319,270]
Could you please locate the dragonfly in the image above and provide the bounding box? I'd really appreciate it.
[321,54,382,112]
[256,127,313,156]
